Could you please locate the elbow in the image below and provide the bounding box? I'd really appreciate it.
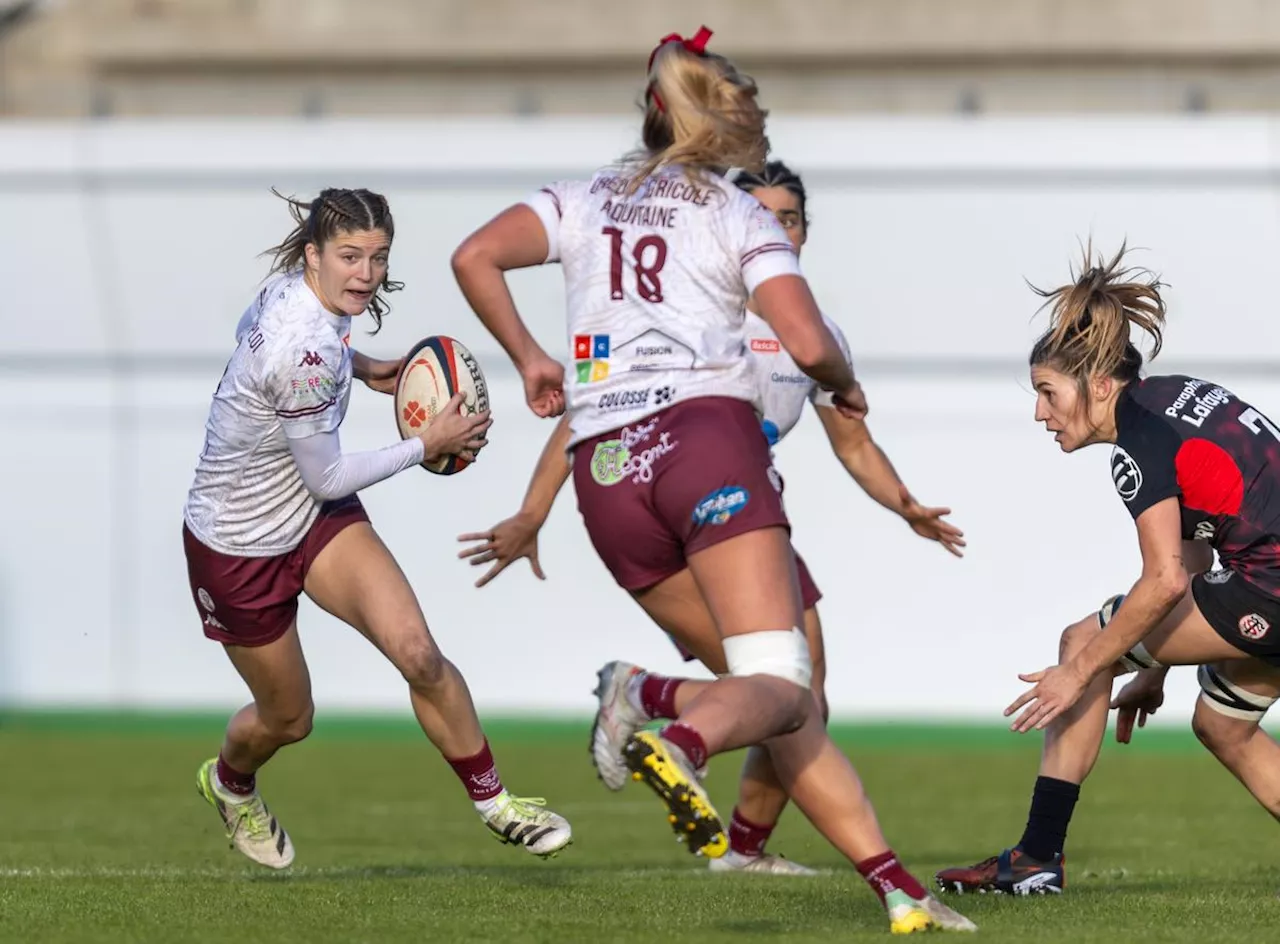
[785,336,827,374]
[300,477,344,504]
[450,238,491,282]
[1149,567,1190,607]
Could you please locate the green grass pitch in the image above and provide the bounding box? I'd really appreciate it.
[0,712,1277,942]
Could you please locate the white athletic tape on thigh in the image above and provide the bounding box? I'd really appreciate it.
[1198,664,1278,720]
[1099,594,1163,673]
[1119,641,1162,674]
[722,628,812,688]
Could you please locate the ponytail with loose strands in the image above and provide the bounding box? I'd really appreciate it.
[1029,242,1167,396]
[627,26,769,193]
[263,187,404,332]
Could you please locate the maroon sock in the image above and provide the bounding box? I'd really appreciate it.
[658,722,708,770]
[639,673,684,720]
[446,739,504,802]
[856,850,928,905]
[216,754,256,796]
[728,807,775,857]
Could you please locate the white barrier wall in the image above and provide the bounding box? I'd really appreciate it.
[4,115,1280,720]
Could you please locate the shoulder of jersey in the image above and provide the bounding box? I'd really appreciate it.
[254,278,334,349]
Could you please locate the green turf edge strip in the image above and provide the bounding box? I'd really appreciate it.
[0,709,1205,752]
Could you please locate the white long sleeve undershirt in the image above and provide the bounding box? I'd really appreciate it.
[287,428,425,501]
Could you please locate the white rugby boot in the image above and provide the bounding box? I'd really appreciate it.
[589,661,650,790]
[196,758,295,869]
[479,792,573,858]
[708,849,821,876]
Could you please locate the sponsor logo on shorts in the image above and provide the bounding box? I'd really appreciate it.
[597,388,651,413]
[1110,446,1143,502]
[761,419,780,447]
[197,588,216,612]
[1194,520,1216,542]
[292,375,335,398]
[751,338,781,353]
[767,466,783,493]
[204,613,229,632]
[1204,568,1234,585]
[1239,612,1271,640]
[692,487,750,525]
[589,419,679,486]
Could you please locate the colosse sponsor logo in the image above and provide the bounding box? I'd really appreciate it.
[597,388,651,413]
[692,487,750,525]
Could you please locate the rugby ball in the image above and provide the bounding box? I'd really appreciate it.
[393,335,490,475]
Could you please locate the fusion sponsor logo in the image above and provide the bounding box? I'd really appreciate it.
[1165,379,1231,428]
[692,487,750,525]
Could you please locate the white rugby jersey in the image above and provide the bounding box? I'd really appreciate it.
[183,270,355,556]
[524,164,802,447]
[743,310,853,447]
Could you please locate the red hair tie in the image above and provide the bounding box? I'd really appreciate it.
[647,25,714,114]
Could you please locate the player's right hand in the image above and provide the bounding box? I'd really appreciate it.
[418,392,492,463]
[456,511,546,588]
[521,352,566,418]
[1110,667,1167,744]
[833,381,868,420]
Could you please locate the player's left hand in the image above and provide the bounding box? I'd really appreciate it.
[360,357,404,395]
[1005,662,1089,733]
[900,485,966,557]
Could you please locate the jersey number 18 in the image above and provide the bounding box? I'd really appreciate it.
[603,227,667,304]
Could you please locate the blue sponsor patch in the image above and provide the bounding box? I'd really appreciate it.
[761,419,780,447]
[692,487,750,526]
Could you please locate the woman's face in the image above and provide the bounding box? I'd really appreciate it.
[304,227,390,317]
[1031,364,1118,452]
[750,186,806,256]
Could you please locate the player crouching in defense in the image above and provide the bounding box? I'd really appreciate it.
[182,187,571,869]
[937,244,1280,896]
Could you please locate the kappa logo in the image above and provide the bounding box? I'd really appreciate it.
[1110,446,1144,502]
[1239,612,1271,641]
[299,351,325,367]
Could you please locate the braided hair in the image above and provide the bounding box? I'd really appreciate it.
[264,187,404,331]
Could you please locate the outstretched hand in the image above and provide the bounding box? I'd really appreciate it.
[899,485,966,557]
[457,512,545,588]
[1005,663,1089,733]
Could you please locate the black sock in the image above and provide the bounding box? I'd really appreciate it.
[1017,776,1080,862]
